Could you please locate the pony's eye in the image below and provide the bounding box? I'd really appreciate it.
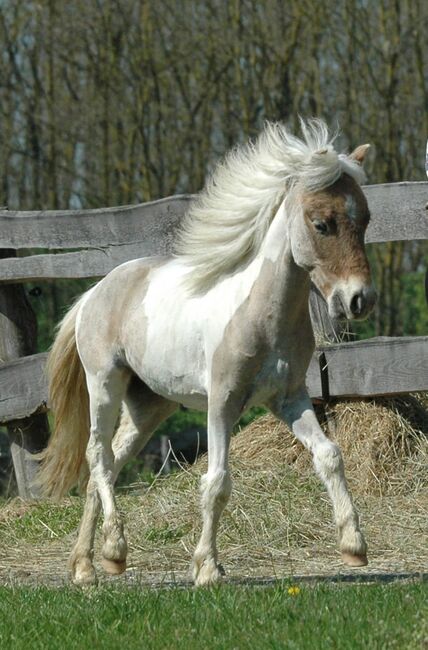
[313,220,329,235]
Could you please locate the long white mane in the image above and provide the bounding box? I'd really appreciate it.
[175,119,366,294]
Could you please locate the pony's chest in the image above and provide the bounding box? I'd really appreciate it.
[248,345,309,407]
[250,355,291,402]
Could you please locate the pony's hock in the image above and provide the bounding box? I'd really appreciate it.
[0,120,427,585]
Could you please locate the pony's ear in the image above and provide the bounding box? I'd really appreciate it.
[349,144,370,166]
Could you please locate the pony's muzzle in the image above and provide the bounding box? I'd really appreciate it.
[329,284,376,321]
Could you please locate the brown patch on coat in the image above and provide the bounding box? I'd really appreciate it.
[210,258,314,420]
[77,257,167,373]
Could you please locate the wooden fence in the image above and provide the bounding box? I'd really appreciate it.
[0,182,427,496]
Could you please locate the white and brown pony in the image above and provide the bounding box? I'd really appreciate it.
[38,120,376,586]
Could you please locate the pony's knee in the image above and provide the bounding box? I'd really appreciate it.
[201,470,232,507]
[313,441,344,479]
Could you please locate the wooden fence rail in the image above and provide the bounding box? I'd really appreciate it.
[1,335,428,425]
[0,181,427,496]
[0,183,427,283]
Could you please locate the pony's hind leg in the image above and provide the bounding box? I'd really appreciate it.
[192,402,236,587]
[270,389,367,566]
[101,379,177,576]
[70,376,177,585]
[83,367,130,580]
[69,476,101,585]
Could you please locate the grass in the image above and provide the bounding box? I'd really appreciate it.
[0,396,426,649]
[0,499,83,542]
[0,582,426,649]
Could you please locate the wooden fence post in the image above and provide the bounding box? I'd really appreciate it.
[0,249,50,498]
[309,284,345,434]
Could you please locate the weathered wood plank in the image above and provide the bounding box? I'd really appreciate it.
[8,414,50,499]
[0,243,167,282]
[0,248,50,498]
[0,352,48,422]
[1,337,427,423]
[0,184,426,255]
[0,182,426,283]
[364,182,428,243]
[0,194,192,250]
[307,335,428,399]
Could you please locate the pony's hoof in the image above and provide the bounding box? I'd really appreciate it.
[341,552,368,567]
[102,557,127,575]
[71,559,98,586]
[193,560,225,587]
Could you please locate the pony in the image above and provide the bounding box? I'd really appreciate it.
[38,120,376,586]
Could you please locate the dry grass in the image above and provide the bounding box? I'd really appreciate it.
[0,396,427,585]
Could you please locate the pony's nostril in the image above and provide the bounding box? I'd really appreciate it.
[350,292,364,316]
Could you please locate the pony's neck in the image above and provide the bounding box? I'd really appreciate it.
[258,199,311,333]
[260,200,290,263]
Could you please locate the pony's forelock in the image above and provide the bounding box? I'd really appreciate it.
[175,119,366,294]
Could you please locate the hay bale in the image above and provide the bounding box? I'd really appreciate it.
[231,396,428,496]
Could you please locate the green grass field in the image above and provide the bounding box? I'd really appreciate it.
[0,582,426,650]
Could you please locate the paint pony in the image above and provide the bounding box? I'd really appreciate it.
[38,120,376,586]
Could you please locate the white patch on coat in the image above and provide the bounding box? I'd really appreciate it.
[128,256,265,409]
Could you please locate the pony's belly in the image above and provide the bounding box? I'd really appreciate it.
[129,341,208,411]
[143,379,208,411]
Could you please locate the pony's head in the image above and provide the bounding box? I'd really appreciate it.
[176,118,376,315]
[289,145,376,320]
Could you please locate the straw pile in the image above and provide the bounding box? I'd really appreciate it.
[230,395,428,496]
[124,395,428,579]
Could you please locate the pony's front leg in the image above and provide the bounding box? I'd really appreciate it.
[270,388,368,566]
[192,404,235,586]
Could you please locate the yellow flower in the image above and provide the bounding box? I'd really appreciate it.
[287,586,301,596]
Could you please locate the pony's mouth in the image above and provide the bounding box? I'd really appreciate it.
[329,292,349,320]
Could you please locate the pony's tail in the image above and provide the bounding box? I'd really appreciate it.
[36,297,90,500]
